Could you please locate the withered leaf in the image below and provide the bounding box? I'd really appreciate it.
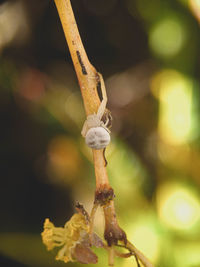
[91,233,104,248]
[73,243,98,264]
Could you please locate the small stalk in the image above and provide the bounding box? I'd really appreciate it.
[54,1,155,267]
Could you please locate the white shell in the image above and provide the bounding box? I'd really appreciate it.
[85,127,110,149]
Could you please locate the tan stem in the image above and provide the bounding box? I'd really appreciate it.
[54,0,100,115]
[54,0,109,188]
[108,246,115,266]
[93,149,110,187]
[103,201,118,227]
[89,202,98,241]
[54,1,155,267]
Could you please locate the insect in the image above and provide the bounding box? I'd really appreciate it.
[81,73,111,150]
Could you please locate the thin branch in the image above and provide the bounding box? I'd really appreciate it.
[54,0,100,115]
[54,0,109,190]
[54,1,155,267]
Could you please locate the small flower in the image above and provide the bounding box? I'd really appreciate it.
[41,218,66,251]
[41,207,98,264]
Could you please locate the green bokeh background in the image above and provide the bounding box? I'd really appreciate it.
[0,0,200,266]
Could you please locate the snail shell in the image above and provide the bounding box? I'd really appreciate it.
[85,127,110,150]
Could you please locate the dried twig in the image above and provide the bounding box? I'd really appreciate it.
[53,1,155,266]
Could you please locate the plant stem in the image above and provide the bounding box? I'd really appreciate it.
[93,149,110,188]
[54,0,109,190]
[54,1,155,267]
[54,0,100,116]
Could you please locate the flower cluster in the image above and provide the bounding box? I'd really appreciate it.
[41,209,98,264]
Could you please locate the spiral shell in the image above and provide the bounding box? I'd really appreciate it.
[85,127,110,149]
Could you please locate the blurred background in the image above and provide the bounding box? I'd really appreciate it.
[0,0,200,266]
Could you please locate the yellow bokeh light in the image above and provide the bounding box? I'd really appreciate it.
[131,225,159,260]
[149,16,186,58]
[157,183,200,230]
[125,219,160,264]
[189,0,200,23]
[151,70,193,145]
